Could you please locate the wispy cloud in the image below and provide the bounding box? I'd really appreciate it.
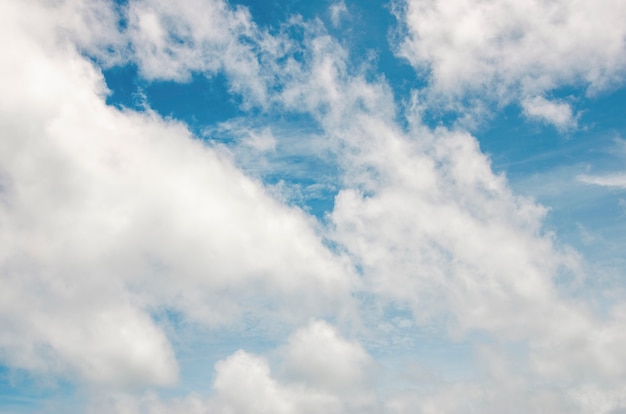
[578,173,626,188]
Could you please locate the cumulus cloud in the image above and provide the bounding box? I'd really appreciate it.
[394,0,626,126]
[0,0,354,387]
[329,1,348,28]
[279,320,373,391]
[88,321,377,414]
[4,0,626,412]
[125,0,271,105]
[106,352,339,414]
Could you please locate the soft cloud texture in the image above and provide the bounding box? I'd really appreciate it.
[395,0,626,127]
[522,95,578,131]
[88,320,377,414]
[125,0,271,105]
[3,0,626,412]
[0,0,353,387]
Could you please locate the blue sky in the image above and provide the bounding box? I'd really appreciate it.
[2,0,626,412]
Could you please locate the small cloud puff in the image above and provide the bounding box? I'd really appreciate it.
[522,96,578,131]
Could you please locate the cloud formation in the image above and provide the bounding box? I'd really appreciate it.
[0,0,353,388]
[395,0,626,127]
[2,0,626,413]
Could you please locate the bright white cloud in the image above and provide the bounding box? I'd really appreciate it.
[208,350,342,414]
[88,321,378,414]
[395,0,626,126]
[280,320,373,391]
[311,63,626,387]
[4,0,626,412]
[0,0,354,387]
[125,0,269,107]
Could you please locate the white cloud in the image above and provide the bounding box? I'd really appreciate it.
[4,0,626,411]
[208,350,342,414]
[578,173,626,189]
[522,96,578,131]
[0,0,355,387]
[395,0,626,125]
[279,320,373,391]
[87,321,378,414]
[317,68,626,385]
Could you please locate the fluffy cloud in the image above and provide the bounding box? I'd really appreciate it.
[208,350,343,414]
[88,321,377,414]
[4,0,626,412]
[522,95,578,131]
[125,0,271,105]
[395,0,626,127]
[329,108,626,384]
[279,320,373,391]
[0,0,353,387]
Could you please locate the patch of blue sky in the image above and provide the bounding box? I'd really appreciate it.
[230,0,328,29]
[100,0,429,223]
[104,67,248,135]
[0,366,77,414]
[479,86,626,176]
[6,0,626,412]
[332,0,428,89]
[104,66,340,219]
[472,85,626,295]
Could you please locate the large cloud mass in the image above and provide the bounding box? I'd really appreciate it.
[0,0,353,387]
[2,0,626,413]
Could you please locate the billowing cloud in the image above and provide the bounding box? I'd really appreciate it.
[0,0,353,387]
[522,95,578,131]
[279,320,373,391]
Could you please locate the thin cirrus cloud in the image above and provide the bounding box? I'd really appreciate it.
[2,0,626,413]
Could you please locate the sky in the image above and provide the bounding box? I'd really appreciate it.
[1,0,626,412]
